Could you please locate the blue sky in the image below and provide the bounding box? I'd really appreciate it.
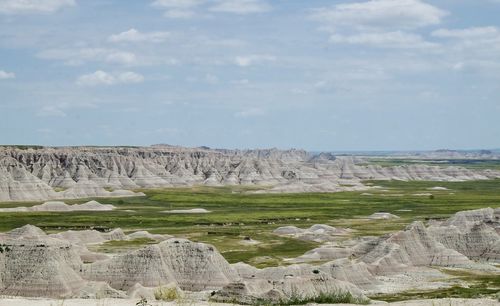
[0,0,499,150]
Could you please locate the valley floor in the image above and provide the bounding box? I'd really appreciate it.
[1,180,499,303]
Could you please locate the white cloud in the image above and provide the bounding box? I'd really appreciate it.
[234,54,275,67]
[311,0,447,30]
[117,71,144,83]
[431,26,500,57]
[105,51,137,65]
[108,28,171,43]
[37,48,138,66]
[76,70,115,86]
[430,28,500,71]
[36,101,98,117]
[152,0,202,18]
[152,0,270,17]
[0,70,15,79]
[152,0,202,9]
[234,107,266,118]
[76,70,144,86]
[210,0,271,14]
[0,0,75,14]
[330,31,438,49]
[432,27,499,39]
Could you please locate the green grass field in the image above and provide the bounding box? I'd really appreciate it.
[1,179,499,267]
[1,179,499,301]
[365,158,500,170]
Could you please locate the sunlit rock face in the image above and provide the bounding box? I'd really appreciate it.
[0,225,86,297]
[0,207,498,301]
[1,146,500,201]
[83,238,238,291]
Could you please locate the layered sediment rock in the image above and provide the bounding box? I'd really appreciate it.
[428,208,500,263]
[213,263,367,304]
[1,146,499,201]
[273,224,350,242]
[0,200,115,212]
[84,238,238,291]
[0,228,86,297]
[0,208,498,301]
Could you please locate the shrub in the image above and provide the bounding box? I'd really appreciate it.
[154,286,181,301]
[252,290,370,305]
[136,298,151,306]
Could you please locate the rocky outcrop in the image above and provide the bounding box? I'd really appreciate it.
[213,263,367,304]
[0,228,86,297]
[287,208,500,275]
[428,208,500,263]
[0,226,239,299]
[273,224,351,242]
[0,200,115,212]
[367,212,400,220]
[1,146,499,201]
[83,238,238,291]
[0,207,499,301]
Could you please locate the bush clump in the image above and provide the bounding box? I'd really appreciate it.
[154,286,181,301]
[252,290,370,305]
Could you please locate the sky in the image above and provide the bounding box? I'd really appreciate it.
[0,0,499,151]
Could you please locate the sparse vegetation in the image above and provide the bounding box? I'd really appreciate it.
[91,238,157,253]
[370,269,500,302]
[0,179,499,268]
[154,285,182,301]
[135,298,151,306]
[365,158,500,171]
[251,291,370,305]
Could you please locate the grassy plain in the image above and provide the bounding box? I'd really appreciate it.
[365,158,500,170]
[0,179,499,301]
[0,179,499,267]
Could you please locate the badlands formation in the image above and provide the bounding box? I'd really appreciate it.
[1,146,500,201]
[0,200,115,212]
[0,208,498,304]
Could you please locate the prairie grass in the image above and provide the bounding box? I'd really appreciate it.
[0,179,499,267]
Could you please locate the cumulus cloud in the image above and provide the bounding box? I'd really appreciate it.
[210,0,271,14]
[432,27,499,39]
[0,70,15,79]
[151,0,202,18]
[0,0,75,14]
[117,71,145,83]
[152,0,202,8]
[234,54,275,67]
[108,28,171,43]
[105,51,137,65]
[76,71,144,86]
[311,0,447,30]
[310,0,445,50]
[37,48,138,66]
[152,0,271,17]
[330,31,438,49]
[431,26,500,54]
[430,26,500,72]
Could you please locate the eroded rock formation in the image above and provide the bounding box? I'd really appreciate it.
[0,208,498,303]
[1,146,499,201]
